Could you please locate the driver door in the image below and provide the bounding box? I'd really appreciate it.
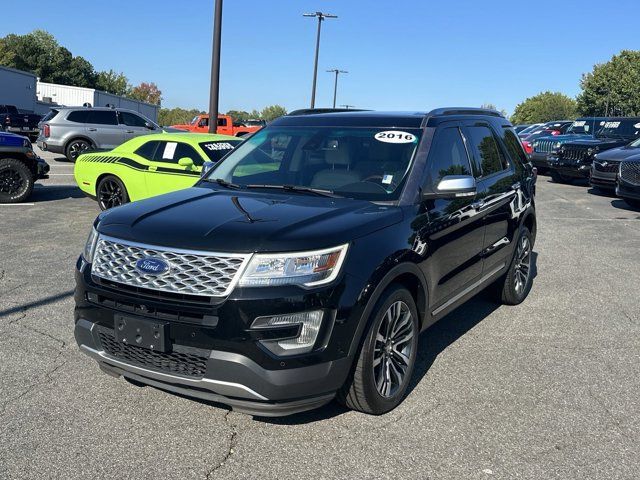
[119,111,154,142]
[144,141,202,197]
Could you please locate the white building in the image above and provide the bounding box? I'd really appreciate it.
[0,65,38,113]
[37,81,160,121]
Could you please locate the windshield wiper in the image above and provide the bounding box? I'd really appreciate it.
[245,184,340,197]
[205,177,243,189]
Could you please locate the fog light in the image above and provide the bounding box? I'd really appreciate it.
[251,310,324,356]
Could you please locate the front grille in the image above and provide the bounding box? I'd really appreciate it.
[560,147,589,162]
[620,161,640,185]
[593,160,620,173]
[534,139,556,154]
[92,236,250,297]
[98,328,210,378]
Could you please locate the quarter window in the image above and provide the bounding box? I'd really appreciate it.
[86,110,118,125]
[427,127,471,185]
[467,126,509,176]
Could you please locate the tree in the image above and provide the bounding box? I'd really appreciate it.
[158,107,204,126]
[226,110,250,123]
[577,50,640,117]
[260,105,287,122]
[480,103,508,118]
[511,91,577,124]
[95,70,130,96]
[129,82,162,105]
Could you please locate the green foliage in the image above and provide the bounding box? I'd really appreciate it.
[480,103,508,118]
[158,107,204,126]
[95,70,130,96]
[577,50,640,116]
[128,82,162,105]
[510,91,577,124]
[226,110,250,122]
[260,105,287,122]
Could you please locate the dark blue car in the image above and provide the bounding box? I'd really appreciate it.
[0,131,50,203]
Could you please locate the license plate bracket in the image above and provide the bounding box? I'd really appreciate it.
[114,315,170,352]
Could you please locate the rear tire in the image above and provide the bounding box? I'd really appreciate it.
[97,175,129,210]
[0,158,34,203]
[338,285,419,415]
[491,226,534,305]
[65,138,91,162]
[623,198,640,209]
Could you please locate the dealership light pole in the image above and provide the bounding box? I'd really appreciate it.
[208,0,223,133]
[303,12,337,109]
[327,69,348,108]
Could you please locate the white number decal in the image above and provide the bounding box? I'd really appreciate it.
[203,142,235,151]
[374,131,416,144]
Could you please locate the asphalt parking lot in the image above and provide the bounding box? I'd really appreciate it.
[1,147,639,479]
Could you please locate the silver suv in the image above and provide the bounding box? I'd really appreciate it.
[37,107,160,161]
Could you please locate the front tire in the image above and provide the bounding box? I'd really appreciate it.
[338,285,419,415]
[65,138,91,162]
[492,226,534,305]
[0,158,34,203]
[97,175,129,210]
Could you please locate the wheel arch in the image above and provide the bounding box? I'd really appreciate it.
[95,172,128,199]
[64,136,96,153]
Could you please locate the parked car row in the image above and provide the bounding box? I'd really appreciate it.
[527,117,640,209]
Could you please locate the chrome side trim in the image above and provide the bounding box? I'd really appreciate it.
[80,345,268,401]
[431,262,506,317]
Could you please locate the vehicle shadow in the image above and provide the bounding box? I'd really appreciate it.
[29,185,86,203]
[587,187,617,198]
[610,198,640,214]
[256,252,539,425]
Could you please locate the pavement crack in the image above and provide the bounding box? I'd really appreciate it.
[204,410,239,479]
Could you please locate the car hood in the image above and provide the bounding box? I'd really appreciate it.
[536,133,593,143]
[594,145,640,161]
[97,186,403,253]
[563,137,627,148]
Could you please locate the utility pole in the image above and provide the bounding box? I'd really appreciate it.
[327,69,348,108]
[303,12,337,108]
[208,0,223,133]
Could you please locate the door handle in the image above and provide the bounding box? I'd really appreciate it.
[148,166,157,172]
[88,128,97,131]
[126,130,134,133]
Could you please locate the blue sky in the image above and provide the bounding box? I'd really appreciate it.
[1,0,638,115]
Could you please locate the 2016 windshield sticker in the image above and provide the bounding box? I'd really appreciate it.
[603,121,621,129]
[374,131,416,144]
[203,142,235,151]
[573,121,586,127]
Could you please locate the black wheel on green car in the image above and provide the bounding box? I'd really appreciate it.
[338,284,419,415]
[97,175,129,210]
[65,138,91,162]
[0,158,34,203]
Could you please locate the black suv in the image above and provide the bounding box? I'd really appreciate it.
[74,109,537,416]
[548,118,640,184]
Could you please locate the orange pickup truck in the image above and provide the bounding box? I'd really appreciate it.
[171,114,261,137]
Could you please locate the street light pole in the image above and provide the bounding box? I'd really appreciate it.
[327,69,348,108]
[208,0,223,133]
[303,12,337,109]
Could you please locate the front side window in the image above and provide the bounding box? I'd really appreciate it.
[150,141,199,165]
[119,111,148,127]
[426,127,471,186]
[502,129,528,165]
[87,110,118,125]
[467,126,509,177]
[206,126,422,201]
[198,140,242,162]
[198,117,209,127]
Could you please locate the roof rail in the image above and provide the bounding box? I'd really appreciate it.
[287,108,369,116]
[427,107,504,118]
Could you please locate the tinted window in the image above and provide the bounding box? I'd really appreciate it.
[135,141,160,160]
[66,110,89,123]
[467,126,509,176]
[217,117,227,127]
[173,142,202,165]
[596,119,640,139]
[199,140,242,162]
[198,117,209,127]
[41,109,59,123]
[427,127,471,185]
[151,141,199,165]
[120,111,148,127]
[502,129,528,165]
[87,110,118,125]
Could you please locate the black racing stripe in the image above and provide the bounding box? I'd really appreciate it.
[114,157,200,176]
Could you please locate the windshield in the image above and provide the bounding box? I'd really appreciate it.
[596,120,640,139]
[205,126,422,201]
[567,119,603,135]
[190,116,200,125]
[198,140,242,162]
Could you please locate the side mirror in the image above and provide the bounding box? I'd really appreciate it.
[144,121,155,130]
[178,157,194,167]
[201,161,215,177]
[423,175,477,200]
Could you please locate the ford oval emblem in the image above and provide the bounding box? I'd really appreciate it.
[135,257,170,275]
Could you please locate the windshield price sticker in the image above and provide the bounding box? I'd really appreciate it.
[203,142,234,151]
[573,121,586,127]
[603,121,621,129]
[375,131,416,144]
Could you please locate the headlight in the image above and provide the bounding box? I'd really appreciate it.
[553,142,561,149]
[82,227,98,263]
[239,244,348,288]
[251,310,324,356]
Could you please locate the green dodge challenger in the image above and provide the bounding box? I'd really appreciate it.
[74,132,241,210]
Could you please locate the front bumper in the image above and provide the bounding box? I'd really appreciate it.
[74,259,359,416]
[548,156,592,179]
[35,157,50,180]
[616,178,640,201]
[530,152,551,170]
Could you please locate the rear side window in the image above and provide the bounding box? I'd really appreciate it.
[427,127,471,185]
[86,110,118,125]
[466,126,509,177]
[66,110,89,123]
[119,111,148,127]
[135,141,160,160]
[151,141,200,165]
[502,129,528,165]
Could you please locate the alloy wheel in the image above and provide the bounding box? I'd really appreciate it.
[373,300,415,398]
[69,141,89,160]
[0,168,24,195]
[98,179,124,210]
[514,235,531,295]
